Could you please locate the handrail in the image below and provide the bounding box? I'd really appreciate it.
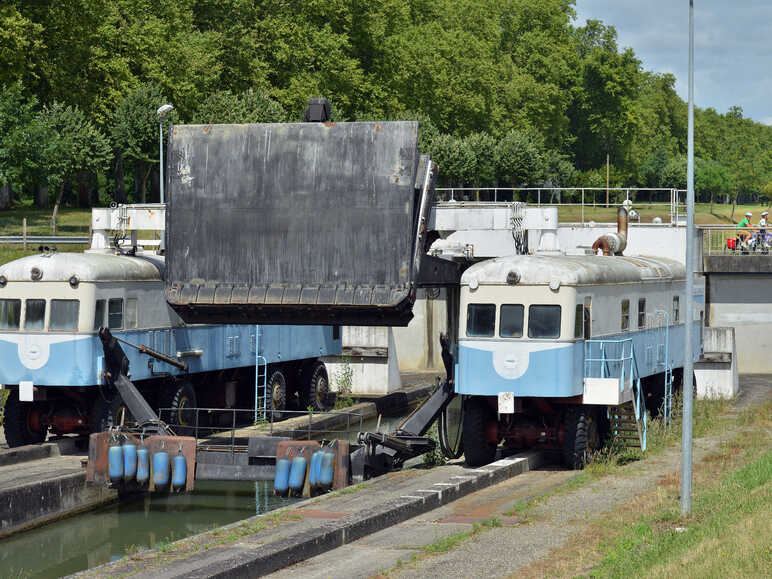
[584,337,647,451]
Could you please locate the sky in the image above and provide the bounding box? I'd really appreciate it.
[573,1,772,125]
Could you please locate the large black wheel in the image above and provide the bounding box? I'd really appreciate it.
[462,397,498,467]
[299,361,330,411]
[3,391,47,447]
[160,380,198,435]
[267,369,288,420]
[91,391,133,433]
[562,406,600,470]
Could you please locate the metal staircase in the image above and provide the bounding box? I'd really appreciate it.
[584,338,647,451]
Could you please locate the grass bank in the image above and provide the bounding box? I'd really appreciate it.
[517,397,772,578]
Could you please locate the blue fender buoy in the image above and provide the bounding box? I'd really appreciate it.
[309,451,322,489]
[108,445,123,484]
[153,449,170,489]
[122,443,138,482]
[274,456,291,496]
[288,453,307,495]
[172,452,187,491]
[136,447,150,485]
[320,450,335,489]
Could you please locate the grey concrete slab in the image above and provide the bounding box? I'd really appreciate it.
[269,543,420,579]
[72,452,546,578]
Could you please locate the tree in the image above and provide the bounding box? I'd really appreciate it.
[570,20,643,202]
[494,129,544,187]
[29,102,110,224]
[428,134,476,188]
[111,84,176,203]
[190,90,286,124]
[0,83,38,208]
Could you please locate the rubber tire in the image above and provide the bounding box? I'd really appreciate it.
[268,369,288,420]
[562,406,598,470]
[462,397,498,467]
[300,361,330,411]
[91,392,133,433]
[3,391,47,447]
[161,380,198,435]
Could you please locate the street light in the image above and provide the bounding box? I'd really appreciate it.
[157,104,174,205]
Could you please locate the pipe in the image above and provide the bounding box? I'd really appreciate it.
[592,207,628,256]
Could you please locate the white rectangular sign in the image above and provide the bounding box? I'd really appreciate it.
[498,391,515,414]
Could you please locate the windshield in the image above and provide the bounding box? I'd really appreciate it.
[25,299,46,330]
[466,303,495,337]
[528,305,561,339]
[0,299,21,330]
[50,300,80,331]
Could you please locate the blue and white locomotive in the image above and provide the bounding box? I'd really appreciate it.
[455,249,701,467]
[0,244,340,447]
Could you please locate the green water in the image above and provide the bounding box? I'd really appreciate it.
[0,480,296,579]
[0,405,420,578]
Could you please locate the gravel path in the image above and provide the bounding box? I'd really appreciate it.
[269,375,771,579]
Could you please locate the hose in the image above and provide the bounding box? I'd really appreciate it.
[438,397,464,459]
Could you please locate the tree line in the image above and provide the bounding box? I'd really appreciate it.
[1,0,771,212]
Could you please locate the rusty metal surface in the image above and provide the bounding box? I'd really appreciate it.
[165,121,426,326]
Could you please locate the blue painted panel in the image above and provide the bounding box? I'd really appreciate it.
[0,323,341,388]
[455,341,583,397]
[455,321,700,398]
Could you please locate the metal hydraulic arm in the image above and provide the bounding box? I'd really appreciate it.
[98,328,172,435]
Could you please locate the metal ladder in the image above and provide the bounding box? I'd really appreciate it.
[654,310,674,425]
[584,338,647,452]
[253,325,268,423]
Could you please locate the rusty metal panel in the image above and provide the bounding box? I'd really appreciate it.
[165,121,425,326]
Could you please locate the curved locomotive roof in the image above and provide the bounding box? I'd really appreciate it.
[461,254,685,286]
[0,252,164,283]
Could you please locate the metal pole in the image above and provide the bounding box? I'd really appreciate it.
[159,120,164,204]
[681,0,695,517]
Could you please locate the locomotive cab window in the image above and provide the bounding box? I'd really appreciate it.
[108,298,123,330]
[0,299,21,330]
[25,299,45,330]
[467,303,495,337]
[94,299,106,331]
[673,296,680,322]
[638,298,646,328]
[500,304,524,337]
[50,300,80,331]
[125,298,138,329]
[574,298,590,340]
[621,299,630,331]
[528,305,561,339]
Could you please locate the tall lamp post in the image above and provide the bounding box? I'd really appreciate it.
[157,104,174,204]
[681,0,695,517]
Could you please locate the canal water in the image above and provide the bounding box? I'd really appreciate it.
[0,407,419,578]
[0,480,295,579]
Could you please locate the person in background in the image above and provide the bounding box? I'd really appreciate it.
[737,211,752,244]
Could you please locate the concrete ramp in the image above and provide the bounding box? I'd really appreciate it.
[165,121,445,326]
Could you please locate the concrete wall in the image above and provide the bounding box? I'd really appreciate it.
[0,472,116,538]
[707,273,772,373]
[324,327,402,396]
[558,223,688,262]
[324,290,448,395]
[695,327,739,398]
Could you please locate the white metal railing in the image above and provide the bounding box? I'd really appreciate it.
[701,225,771,255]
[435,187,686,225]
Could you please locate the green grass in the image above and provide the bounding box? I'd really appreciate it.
[558,202,771,225]
[0,206,91,266]
[0,207,91,236]
[590,448,771,578]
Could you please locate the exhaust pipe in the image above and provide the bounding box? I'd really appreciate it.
[592,207,628,256]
